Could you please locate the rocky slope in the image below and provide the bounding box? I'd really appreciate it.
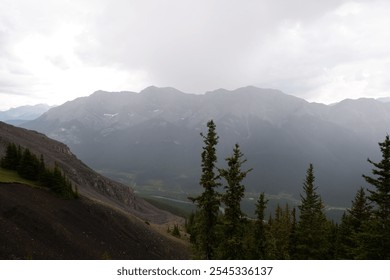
[0,182,189,259]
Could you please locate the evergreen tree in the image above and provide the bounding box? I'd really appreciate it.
[336,213,352,259]
[294,164,329,259]
[289,207,297,257]
[253,192,268,259]
[326,220,338,259]
[266,204,293,259]
[337,188,372,259]
[362,135,390,259]
[1,142,78,199]
[1,143,20,169]
[171,224,181,237]
[218,143,252,259]
[18,148,40,180]
[38,154,45,179]
[348,188,372,227]
[189,120,221,259]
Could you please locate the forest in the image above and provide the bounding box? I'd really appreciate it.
[186,120,390,260]
[1,143,78,199]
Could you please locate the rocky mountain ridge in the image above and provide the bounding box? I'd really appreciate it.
[23,86,390,207]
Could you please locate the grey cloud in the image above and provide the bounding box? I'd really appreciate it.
[1,0,390,107]
[46,55,70,70]
[74,0,373,95]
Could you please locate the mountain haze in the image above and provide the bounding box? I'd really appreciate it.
[23,86,390,207]
[0,104,52,125]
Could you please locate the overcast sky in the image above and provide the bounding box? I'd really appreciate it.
[1,0,390,110]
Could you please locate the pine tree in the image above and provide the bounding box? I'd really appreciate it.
[189,120,221,259]
[218,143,252,259]
[1,142,78,199]
[289,207,297,257]
[294,164,329,259]
[326,220,338,259]
[18,148,40,180]
[348,188,372,228]
[362,135,390,259]
[337,188,372,259]
[336,213,352,259]
[171,224,181,237]
[1,143,19,169]
[253,192,268,259]
[266,204,293,259]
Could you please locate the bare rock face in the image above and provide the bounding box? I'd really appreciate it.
[0,121,179,224]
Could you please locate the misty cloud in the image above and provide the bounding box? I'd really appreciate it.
[1,0,390,109]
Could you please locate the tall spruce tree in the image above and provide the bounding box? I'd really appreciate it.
[218,143,252,259]
[289,207,297,257]
[362,135,390,259]
[266,204,293,259]
[294,164,329,259]
[1,143,20,169]
[253,192,268,259]
[18,148,40,180]
[337,187,372,259]
[190,120,221,259]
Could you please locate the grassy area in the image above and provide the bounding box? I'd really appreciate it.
[0,167,42,188]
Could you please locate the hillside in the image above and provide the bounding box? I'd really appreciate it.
[0,121,190,259]
[0,121,179,224]
[22,86,390,209]
[0,182,188,259]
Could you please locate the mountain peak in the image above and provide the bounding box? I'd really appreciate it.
[140,86,187,96]
[90,90,135,98]
[205,86,292,97]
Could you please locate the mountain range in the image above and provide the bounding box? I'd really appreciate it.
[0,104,53,125]
[23,86,390,209]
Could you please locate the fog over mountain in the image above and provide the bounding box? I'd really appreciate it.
[23,86,390,208]
[0,104,53,125]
